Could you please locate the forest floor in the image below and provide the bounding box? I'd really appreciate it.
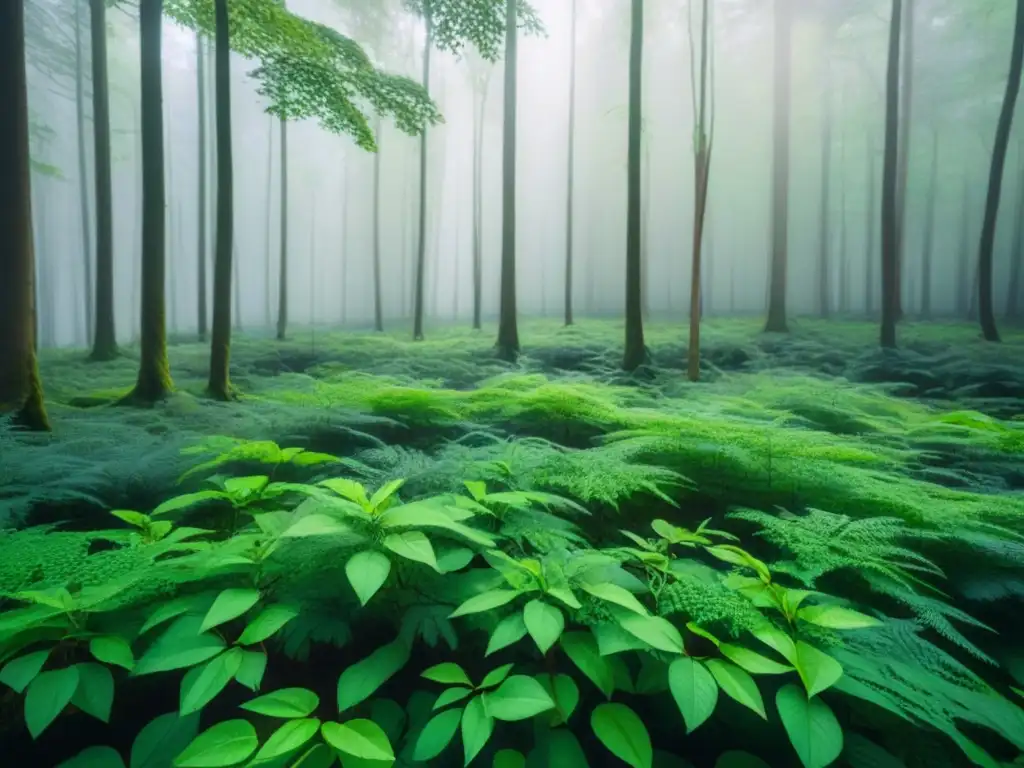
[1,317,1023,766]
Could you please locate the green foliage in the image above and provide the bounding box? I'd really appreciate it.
[404,0,546,60]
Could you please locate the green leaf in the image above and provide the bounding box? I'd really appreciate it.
[523,600,565,655]
[237,604,299,645]
[450,589,521,618]
[705,659,766,719]
[546,586,582,610]
[714,752,772,768]
[234,650,267,692]
[525,729,589,767]
[486,613,528,656]
[560,632,614,698]
[135,616,227,676]
[130,712,200,768]
[90,635,135,671]
[370,479,406,512]
[71,663,114,723]
[241,688,319,718]
[383,531,438,570]
[719,644,793,675]
[412,708,463,761]
[200,589,261,633]
[775,684,843,768]
[579,582,649,616]
[422,662,473,687]
[462,696,494,766]
[152,491,229,517]
[112,509,150,528]
[25,666,80,738]
[668,657,718,733]
[0,650,50,693]
[319,478,372,508]
[253,718,321,762]
[58,746,127,768]
[436,547,476,573]
[173,719,259,767]
[379,503,495,547]
[346,551,392,607]
[479,663,515,690]
[538,673,579,725]
[337,639,411,712]
[483,675,555,722]
[593,621,650,656]
[282,514,354,538]
[323,719,396,761]
[180,648,244,715]
[797,605,881,630]
[370,697,407,745]
[291,744,337,768]
[434,686,474,710]
[493,749,526,768]
[464,480,488,501]
[751,625,797,664]
[794,642,843,698]
[140,596,204,635]
[590,702,653,768]
[705,546,772,583]
[609,607,684,654]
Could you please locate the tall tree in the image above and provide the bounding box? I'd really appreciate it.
[412,2,433,341]
[563,0,578,327]
[918,128,938,319]
[837,142,849,313]
[276,115,289,340]
[495,0,521,361]
[976,0,1024,342]
[818,61,833,318]
[893,0,914,321]
[880,0,903,349]
[764,0,792,333]
[622,0,646,370]
[469,58,492,330]
[75,0,95,347]
[372,115,384,332]
[197,32,209,340]
[864,132,877,315]
[957,177,972,318]
[89,0,117,360]
[1007,164,1024,319]
[0,0,50,430]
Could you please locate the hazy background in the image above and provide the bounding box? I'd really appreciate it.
[24,0,1019,348]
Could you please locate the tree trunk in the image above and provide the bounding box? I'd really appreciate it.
[0,0,49,430]
[564,0,578,327]
[166,115,178,334]
[496,0,520,362]
[764,0,792,333]
[340,163,349,323]
[880,0,903,349]
[1007,164,1024,319]
[919,128,937,319]
[702,211,714,319]
[264,116,273,326]
[957,178,971,318]
[818,61,832,318]
[196,31,208,340]
[893,0,914,322]
[127,0,173,403]
[75,0,95,348]
[623,0,646,370]
[276,117,288,340]
[373,117,384,331]
[413,6,433,341]
[838,143,849,313]
[865,132,877,316]
[976,0,1024,341]
[472,77,486,329]
[89,0,117,360]
[641,132,652,320]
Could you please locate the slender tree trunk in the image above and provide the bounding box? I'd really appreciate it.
[865,132,877,315]
[75,0,95,348]
[496,0,521,361]
[166,116,177,334]
[702,211,714,318]
[340,163,349,323]
[1007,164,1024,319]
[471,75,486,329]
[818,61,832,318]
[838,144,849,313]
[764,0,792,333]
[623,0,646,370]
[564,0,578,327]
[893,0,914,321]
[880,0,903,349]
[957,178,971,318]
[641,133,652,320]
[265,117,273,326]
[196,32,208,340]
[0,0,49,430]
[373,117,384,331]
[976,0,1024,341]
[132,105,142,340]
[919,128,937,319]
[413,6,433,341]
[89,0,117,360]
[276,118,289,340]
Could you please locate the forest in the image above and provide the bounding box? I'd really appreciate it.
[1,0,1023,766]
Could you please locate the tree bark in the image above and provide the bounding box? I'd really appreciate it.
[472,76,487,329]
[564,0,578,327]
[865,132,877,316]
[412,4,433,341]
[373,116,384,332]
[919,129,937,319]
[276,118,289,340]
[880,0,903,349]
[818,61,832,318]
[196,31,208,340]
[75,0,95,347]
[957,178,971,318]
[838,142,849,313]
[496,0,521,362]
[893,0,914,322]
[623,0,647,370]
[0,0,49,430]
[1007,164,1024,319]
[264,116,273,326]
[764,0,792,333]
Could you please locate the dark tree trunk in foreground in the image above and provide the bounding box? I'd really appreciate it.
[373,117,384,332]
[276,118,288,340]
[564,0,578,327]
[894,0,914,322]
[413,6,433,341]
[89,0,117,360]
[1007,165,1024,319]
[496,0,520,362]
[208,0,234,399]
[818,62,832,318]
[765,0,792,333]
[919,129,937,319]
[0,0,49,430]
[976,0,1024,341]
[880,0,903,349]
[127,0,173,402]
[75,0,94,347]
[196,32,208,340]
[865,133,877,315]
[622,0,646,371]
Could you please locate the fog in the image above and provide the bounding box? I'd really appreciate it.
[24,0,1020,348]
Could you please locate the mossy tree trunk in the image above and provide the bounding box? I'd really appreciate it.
[564,0,577,328]
[764,0,792,334]
[880,0,903,349]
[0,0,50,431]
[75,0,94,348]
[622,0,646,371]
[412,3,433,342]
[495,0,520,362]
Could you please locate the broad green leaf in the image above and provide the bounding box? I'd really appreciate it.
[174,719,259,767]
[538,673,579,724]
[705,659,766,719]
[152,491,228,518]
[370,479,406,512]
[319,478,372,508]
[370,697,407,744]
[609,607,684,654]
[58,745,127,768]
[609,656,635,694]
[523,600,565,655]
[797,605,881,630]
[200,589,261,633]
[346,551,392,606]
[751,625,797,664]
[140,596,204,635]
[546,586,582,610]
[234,649,267,692]
[590,703,653,768]
[383,531,438,570]
[422,662,474,687]
[337,639,411,712]
[560,632,614,698]
[450,589,521,618]
[479,663,515,690]
[483,675,554,722]
[842,734,906,768]
[282,514,353,538]
[462,696,494,765]
[434,686,474,710]
[253,718,321,762]
[130,712,200,768]
[593,621,650,656]
[90,635,135,671]
[719,644,793,675]
[223,475,270,500]
[71,663,114,723]
[636,654,669,695]
[237,604,299,645]
[436,547,476,573]
[705,546,771,583]
[291,744,337,768]
[0,650,50,693]
[180,648,244,715]
[493,749,526,768]
[323,720,396,761]
[112,509,150,528]
[525,729,589,768]
[14,586,76,610]
[464,480,488,501]
[794,642,843,698]
[486,613,528,656]
[25,666,80,738]
[668,657,718,733]
[412,708,463,761]
[714,752,772,768]
[379,504,495,547]
[579,582,649,616]
[135,616,227,676]
[776,684,843,768]
[241,688,319,718]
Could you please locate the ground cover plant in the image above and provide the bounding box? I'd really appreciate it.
[0,318,1023,767]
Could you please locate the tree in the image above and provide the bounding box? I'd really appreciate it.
[496,0,520,361]
[1007,163,1024,319]
[918,128,938,319]
[894,0,914,321]
[880,0,903,349]
[411,0,433,341]
[372,115,384,332]
[976,0,1024,342]
[764,0,792,333]
[276,115,289,340]
[465,52,494,330]
[197,32,209,340]
[864,132,877,316]
[75,0,94,347]
[564,0,578,327]
[818,62,833,318]
[621,0,646,370]
[0,0,50,430]
[89,0,117,360]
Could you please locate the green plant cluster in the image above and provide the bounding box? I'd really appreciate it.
[1,436,1023,768]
